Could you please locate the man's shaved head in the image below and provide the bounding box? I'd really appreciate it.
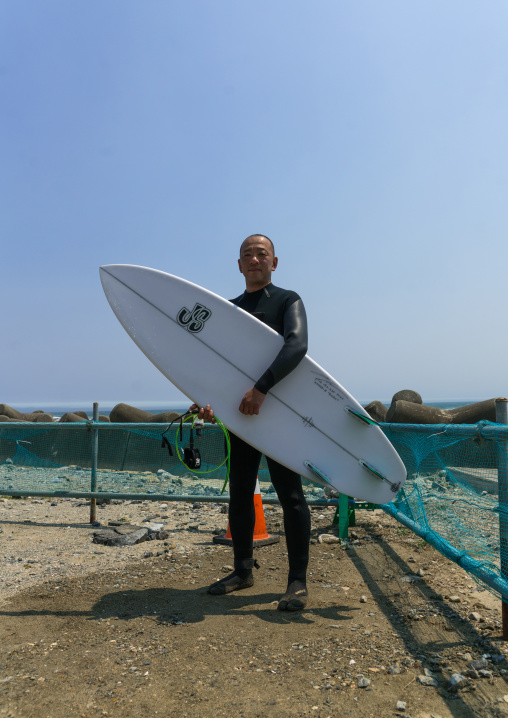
[240,234,275,257]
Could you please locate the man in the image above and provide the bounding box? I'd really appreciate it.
[194,234,311,611]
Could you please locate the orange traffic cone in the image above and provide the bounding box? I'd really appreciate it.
[213,478,280,547]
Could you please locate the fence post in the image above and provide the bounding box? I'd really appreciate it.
[496,398,508,641]
[334,493,350,540]
[89,402,99,524]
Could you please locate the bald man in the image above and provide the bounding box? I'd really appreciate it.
[195,234,311,611]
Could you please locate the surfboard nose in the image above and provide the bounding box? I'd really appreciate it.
[100,264,128,275]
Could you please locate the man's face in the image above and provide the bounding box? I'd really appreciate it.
[238,237,278,290]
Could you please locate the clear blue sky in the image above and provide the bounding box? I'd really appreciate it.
[2,1,507,410]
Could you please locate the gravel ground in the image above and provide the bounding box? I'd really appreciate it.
[0,496,231,606]
[2,496,508,718]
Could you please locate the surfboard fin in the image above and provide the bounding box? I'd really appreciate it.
[345,406,380,427]
[303,461,334,488]
[359,460,401,494]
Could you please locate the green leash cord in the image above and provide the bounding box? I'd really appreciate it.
[163,411,231,493]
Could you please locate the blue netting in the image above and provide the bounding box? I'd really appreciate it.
[381,421,508,600]
[0,421,326,500]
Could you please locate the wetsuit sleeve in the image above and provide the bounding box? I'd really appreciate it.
[254,299,308,394]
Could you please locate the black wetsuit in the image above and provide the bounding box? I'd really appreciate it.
[228,283,311,583]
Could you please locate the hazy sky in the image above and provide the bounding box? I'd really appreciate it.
[2,1,507,410]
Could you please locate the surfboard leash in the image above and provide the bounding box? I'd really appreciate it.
[161,410,231,489]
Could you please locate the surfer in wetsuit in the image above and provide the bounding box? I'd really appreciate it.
[193,234,311,611]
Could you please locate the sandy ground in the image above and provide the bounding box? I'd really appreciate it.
[2,496,508,718]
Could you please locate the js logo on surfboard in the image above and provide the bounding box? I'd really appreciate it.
[177,303,212,333]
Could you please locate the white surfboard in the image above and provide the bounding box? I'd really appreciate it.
[100,265,406,504]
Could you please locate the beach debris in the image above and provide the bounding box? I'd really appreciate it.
[92,521,169,547]
[357,675,371,688]
[469,611,483,622]
[467,658,489,671]
[447,673,468,692]
[318,534,340,544]
[417,674,439,687]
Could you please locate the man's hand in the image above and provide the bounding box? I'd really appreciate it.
[189,403,215,423]
[239,387,266,416]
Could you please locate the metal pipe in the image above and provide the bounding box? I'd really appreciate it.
[496,398,508,639]
[381,422,508,437]
[0,488,339,506]
[89,402,99,524]
[4,419,505,438]
[2,419,506,437]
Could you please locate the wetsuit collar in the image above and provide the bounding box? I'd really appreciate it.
[244,282,272,297]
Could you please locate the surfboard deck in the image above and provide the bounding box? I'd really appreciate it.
[100,264,406,504]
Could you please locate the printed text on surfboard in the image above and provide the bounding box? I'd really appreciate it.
[312,374,346,402]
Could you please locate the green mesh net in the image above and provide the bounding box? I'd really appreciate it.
[0,421,326,501]
[381,421,508,600]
